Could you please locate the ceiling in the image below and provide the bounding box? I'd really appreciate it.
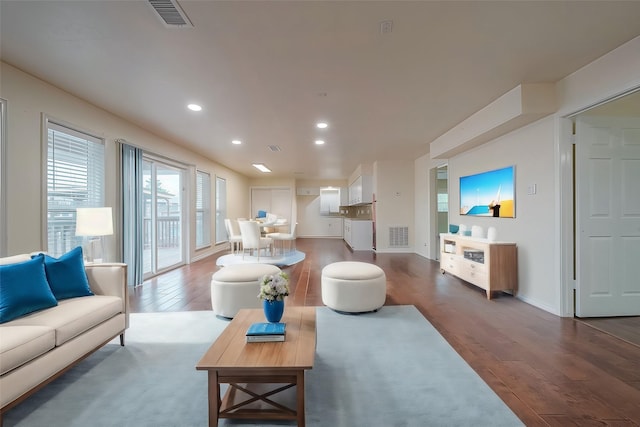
[2,1,640,180]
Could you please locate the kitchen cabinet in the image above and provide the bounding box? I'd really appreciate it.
[343,219,352,247]
[326,217,343,237]
[343,219,372,251]
[348,175,373,205]
[301,217,343,237]
[296,187,319,196]
[340,186,349,206]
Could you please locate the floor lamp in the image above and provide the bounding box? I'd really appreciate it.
[75,207,113,263]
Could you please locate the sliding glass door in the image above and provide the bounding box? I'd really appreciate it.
[142,157,185,276]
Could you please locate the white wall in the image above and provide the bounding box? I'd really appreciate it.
[426,35,640,316]
[295,179,346,238]
[297,196,344,238]
[413,155,431,259]
[0,61,249,260]
[448,117,558,313]
[414,154,448,260]
[556,35,640,117]
[373,160,415,253]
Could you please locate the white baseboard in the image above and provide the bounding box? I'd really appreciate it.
[516,294,564,317]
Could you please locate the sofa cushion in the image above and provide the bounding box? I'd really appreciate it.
[8,295,122,346]
[33,246,94,300]
[0,325,55,375]
[0,254,30,265]
[0,256,58,324]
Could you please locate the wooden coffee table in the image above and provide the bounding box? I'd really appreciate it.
[196,306,316,427]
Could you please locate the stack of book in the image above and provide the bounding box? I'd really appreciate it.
[245,322,286,343]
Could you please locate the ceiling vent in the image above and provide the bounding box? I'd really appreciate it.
[268,145,282,152]
[380,20,393,34]
[148,0,193,28]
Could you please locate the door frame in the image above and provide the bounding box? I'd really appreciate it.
[429,162,448,261]
[558,116,575,317]
[559,86,640,317]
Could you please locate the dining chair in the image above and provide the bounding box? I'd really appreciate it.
[238,220,273,260]
[224,218,243,254]
[266,223,297,255]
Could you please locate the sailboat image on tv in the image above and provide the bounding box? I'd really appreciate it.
[459,165,515,218]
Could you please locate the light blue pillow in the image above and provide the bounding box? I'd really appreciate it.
[0,256,58,323]
[34,246,94,300]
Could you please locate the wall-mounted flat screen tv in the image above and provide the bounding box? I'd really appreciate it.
[460,165,515,218]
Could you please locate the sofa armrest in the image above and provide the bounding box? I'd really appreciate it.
[85,263,129,328]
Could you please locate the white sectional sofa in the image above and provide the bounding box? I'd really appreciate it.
[0,253,128,424]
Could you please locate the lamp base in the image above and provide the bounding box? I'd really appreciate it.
[84,237,105,263]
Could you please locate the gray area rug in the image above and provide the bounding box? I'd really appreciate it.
[4,306,523,427]
[216,250,305,267]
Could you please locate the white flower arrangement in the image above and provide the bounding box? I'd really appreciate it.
[258,272,290,302]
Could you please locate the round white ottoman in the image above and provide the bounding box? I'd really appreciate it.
[211,263,282,318]
[321,261,386,313]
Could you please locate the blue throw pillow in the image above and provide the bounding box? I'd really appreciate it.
[0,256,58,323]
[34,246,94,300]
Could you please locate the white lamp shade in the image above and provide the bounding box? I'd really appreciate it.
[76,207,113,236]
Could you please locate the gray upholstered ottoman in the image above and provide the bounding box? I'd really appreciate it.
[321,261,386,313]
[211,263,281,318]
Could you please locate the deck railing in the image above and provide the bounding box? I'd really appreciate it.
[48,215,181,256]
[143,216,181,248]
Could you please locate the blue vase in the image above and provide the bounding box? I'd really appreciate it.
[263,299,285,323]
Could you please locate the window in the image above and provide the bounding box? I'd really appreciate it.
[437,193,449,212]
[195,170,211,249]
[46,119,105,257]
[320,187,340,215]
[215,176,227,244]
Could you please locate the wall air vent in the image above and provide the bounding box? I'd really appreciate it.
[268,145,282,152]
[389,226,409,248]
[148,0,193,28]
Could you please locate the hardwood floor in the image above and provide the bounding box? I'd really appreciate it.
[131,238,640,426]
[577,316,640,349]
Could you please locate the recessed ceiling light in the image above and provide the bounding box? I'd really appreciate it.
[316,122,328,129]
[232,140,242,145]
[187,104,202,111]
[315,140,325,145]
[252,163,272,173]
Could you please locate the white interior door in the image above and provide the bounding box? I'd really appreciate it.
[575,116,640,317]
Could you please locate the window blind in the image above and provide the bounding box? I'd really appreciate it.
[215,176,227,244]
[195,170,211,248]
[47,121,105,256]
